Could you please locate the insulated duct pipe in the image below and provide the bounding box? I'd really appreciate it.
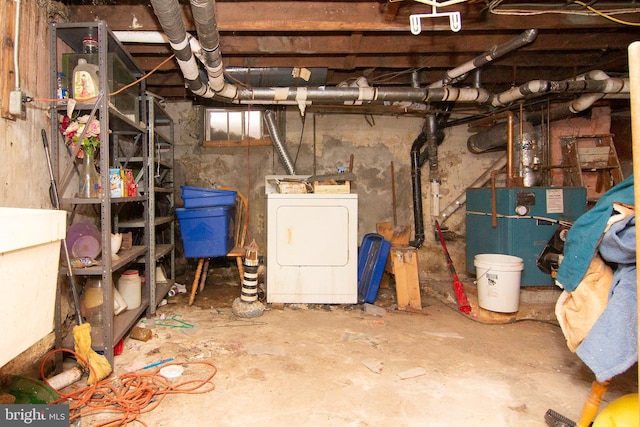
[154,0,498,106]
[525,71,624,124]
[145,3,629,110]
[469,71,626,155]
[264,110,296,175]
[491,73,628,108]
[190,0,237,98]
[429,29,537,88]
[468,121,535,154]
[149,0,213,98]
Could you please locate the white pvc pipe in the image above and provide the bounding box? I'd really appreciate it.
[113,30,169,44]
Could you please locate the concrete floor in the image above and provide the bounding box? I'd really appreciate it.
[69,274,637,427]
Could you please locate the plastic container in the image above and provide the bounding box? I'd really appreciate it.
[357,233,391,304]
[474,254,524,313]
[81,278,104,326]
[180,186,236,209]
[56,72,68,100]
[118,270,142,310]
[176,205,235,258]
[0,208,66,368]
[81,279,128,324]
[72,58,99,101]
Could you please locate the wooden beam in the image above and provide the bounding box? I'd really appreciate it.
[344,32,364,70]
[69,2,626,33]
[203,138,272,148]
[381,0,403,22]
[123,30,638,57]
[1,0,16,119]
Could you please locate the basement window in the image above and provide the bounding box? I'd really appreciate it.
[203,108,271,147]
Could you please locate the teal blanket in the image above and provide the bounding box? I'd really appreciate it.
[556,175,635,292]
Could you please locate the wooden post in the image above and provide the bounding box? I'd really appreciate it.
[389,247,422,311]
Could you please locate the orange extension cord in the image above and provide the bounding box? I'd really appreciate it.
[41,348,217,427]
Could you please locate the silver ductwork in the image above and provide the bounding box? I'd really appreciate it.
[429,29,538,88]
[264,110,296,175]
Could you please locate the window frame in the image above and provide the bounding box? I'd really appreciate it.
[202,107,271,147]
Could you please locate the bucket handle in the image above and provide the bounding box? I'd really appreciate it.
[474,265,494,285]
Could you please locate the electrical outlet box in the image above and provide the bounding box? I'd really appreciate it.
[9,90,23,116]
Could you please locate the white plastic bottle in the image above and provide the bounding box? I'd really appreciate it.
[73,58,99,101]
[118,270,141,310]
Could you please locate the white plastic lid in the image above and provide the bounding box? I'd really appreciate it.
[159,365,184,379]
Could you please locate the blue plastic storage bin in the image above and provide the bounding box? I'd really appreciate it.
[176,205,235,258]
[180,186,237,209]
[357,233,391,304]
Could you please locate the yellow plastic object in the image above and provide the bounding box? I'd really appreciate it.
[593,394,639,427]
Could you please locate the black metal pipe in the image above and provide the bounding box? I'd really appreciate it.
[408,102,452,248]
[409,132,427,248]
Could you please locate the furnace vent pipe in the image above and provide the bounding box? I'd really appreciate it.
[429,29,537,88]
[264,110,296,175]
[468,121,535,154]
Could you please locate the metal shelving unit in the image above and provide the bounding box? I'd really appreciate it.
[49,21,150,365]
[119,92,176,309]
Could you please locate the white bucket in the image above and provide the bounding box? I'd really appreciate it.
[474,254,524,313]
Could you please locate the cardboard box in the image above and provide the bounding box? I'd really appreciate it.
[313,180,350,194]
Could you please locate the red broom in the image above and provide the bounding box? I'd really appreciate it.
[435,220,471,314]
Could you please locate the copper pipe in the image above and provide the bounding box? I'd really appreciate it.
[505,111,514,186]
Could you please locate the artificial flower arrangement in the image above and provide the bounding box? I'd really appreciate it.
[60,114,101,158]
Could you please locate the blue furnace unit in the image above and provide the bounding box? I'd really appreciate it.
[465,186,587,287]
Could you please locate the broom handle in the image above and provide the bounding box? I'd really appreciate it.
[435,220,471,313]
[42,129,83,325]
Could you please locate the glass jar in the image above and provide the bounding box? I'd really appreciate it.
[82,36,98,54]
[81,278,104,326]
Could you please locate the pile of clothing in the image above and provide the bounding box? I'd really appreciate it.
[555,174,637,382]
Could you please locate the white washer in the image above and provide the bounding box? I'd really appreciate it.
[266,176,358,304]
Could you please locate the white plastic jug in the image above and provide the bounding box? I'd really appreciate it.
[118,270,141,310]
